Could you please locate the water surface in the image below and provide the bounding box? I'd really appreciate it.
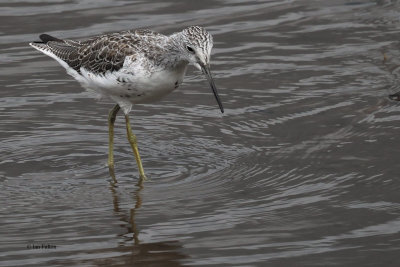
[1,0,400,266]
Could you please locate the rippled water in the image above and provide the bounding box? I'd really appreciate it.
[1,0,400,266]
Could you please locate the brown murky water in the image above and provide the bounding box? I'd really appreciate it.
[1,0,400,266]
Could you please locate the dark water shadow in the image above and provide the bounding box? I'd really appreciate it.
[80,178,187,267]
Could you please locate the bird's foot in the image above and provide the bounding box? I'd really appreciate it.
[139,173,148,181]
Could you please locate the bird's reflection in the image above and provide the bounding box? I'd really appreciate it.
[89,174,187,266]
[109,174,144,245]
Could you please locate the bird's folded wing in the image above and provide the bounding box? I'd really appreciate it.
[31,32,141,75]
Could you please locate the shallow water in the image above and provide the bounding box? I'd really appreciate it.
[1,0,400,266]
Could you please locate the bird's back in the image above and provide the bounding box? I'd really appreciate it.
[30,29,167,76]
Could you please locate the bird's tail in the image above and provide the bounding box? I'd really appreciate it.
[29,34,63,52]
[34,34,64,44]
[29,33,81,75]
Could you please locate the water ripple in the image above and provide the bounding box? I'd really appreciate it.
[1,0,400,266]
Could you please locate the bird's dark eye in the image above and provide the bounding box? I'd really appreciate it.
[186,46,194,53]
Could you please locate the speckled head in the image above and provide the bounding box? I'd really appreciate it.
[177,26,223,113]
[181,26,213,69]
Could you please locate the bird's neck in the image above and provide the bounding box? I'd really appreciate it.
[164,32,189,67]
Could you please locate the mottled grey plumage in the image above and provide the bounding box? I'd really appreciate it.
[30,26,223,114]
[33,30,165,75]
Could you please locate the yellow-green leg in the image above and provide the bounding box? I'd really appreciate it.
[124,114,147,180]
[108,104,120,180]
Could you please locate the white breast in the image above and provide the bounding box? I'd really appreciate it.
[133,64,187,103]
[77,56,188,113]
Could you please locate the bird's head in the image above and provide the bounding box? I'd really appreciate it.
[178,26,224,113]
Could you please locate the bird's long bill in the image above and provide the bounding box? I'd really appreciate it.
[201,64,224,113]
